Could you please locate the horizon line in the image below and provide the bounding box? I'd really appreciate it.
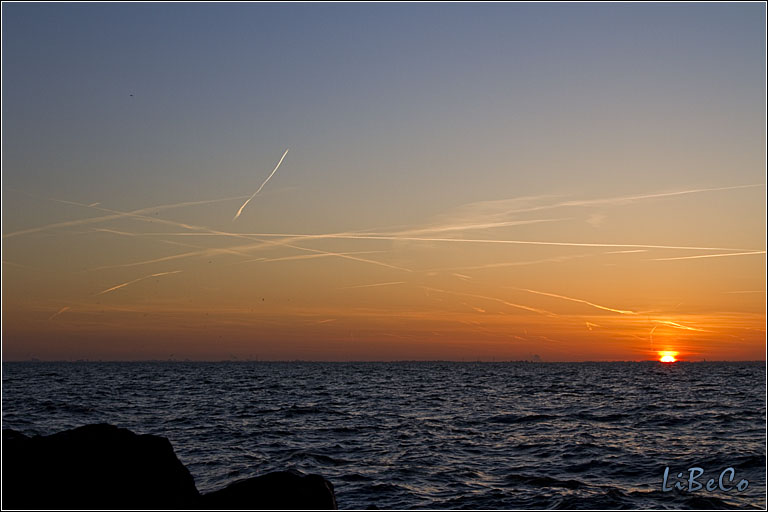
[3,359,764,364]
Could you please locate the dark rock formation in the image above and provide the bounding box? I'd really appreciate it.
[2,424,338,510]
[201,470,338,510]
[2,424,200,509]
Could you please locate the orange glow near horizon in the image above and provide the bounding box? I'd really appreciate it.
[1,5,766,362]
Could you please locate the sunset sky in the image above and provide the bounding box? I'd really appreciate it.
[2,3,765,361]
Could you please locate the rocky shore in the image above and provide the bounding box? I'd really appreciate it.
[2,423,337,510]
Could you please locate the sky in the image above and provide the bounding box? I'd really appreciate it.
[2,3,766,361]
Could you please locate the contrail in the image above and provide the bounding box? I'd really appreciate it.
[391,217,569,236]
[438,253,595,272]
[233,148,289,221]
[649,324,659,349]
[3,260,37,270]
[88,228,257,270]
[280,242,412,272]
[55,197,761,278]
[652,251,766,261]
[265,250,383,263]
[77,204,411,274]
[483,183,766,217]
[316,236,755,252]
[95,270,182,296]
[134,231,757,253]
[48,307,71,320]
[557,183,765,208]
[93,228,217,256]
[400,184,763,235]
[90,251,211,271]
[413,184,765,226]
[423,287,557,317]
[515,287,637,315]
[3,194,249,238]
[340,281,406,289]
[89,243,278,271]
[92,227,147,237]
[93,221,760,273]
[236,250,383,265]
[60,187,759,277]
[653,319,708,332]
[231,257,267,265]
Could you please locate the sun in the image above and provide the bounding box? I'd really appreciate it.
[658,351,678,363]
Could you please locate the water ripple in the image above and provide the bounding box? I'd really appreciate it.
[2,361,765,509]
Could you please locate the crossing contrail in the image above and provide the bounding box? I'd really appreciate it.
[75,203,410,273]
[235,250,384,265]
[233,148,289,221]
[3,194,249,238]
[95,213,415,272]
[128,231,758,253]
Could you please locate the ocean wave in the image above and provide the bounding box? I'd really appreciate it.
[3,361,764,510]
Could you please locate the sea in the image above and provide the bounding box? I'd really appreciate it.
[2,361,766,509]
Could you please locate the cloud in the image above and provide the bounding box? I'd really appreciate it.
[586,213,606,228]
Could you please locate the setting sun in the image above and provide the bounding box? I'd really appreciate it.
[659,351,679,363]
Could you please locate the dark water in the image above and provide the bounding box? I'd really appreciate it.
[2,361,765,509]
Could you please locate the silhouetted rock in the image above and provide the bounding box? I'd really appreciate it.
[200,470,338,510]
[3,424,338,510]
[2,424,200,509]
